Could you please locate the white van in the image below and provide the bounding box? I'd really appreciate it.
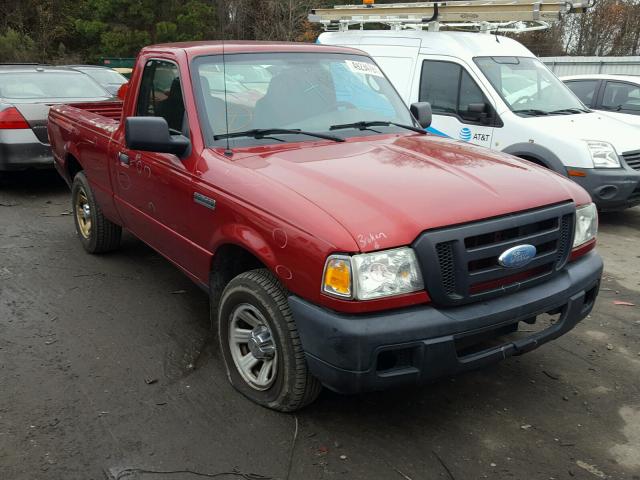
[318,30,640,211]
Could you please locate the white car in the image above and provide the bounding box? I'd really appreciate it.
[561,74,640,128]
[318,31,640,211]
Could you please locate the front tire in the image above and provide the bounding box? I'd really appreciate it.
[71,172,121,253]
[217,269,321,411]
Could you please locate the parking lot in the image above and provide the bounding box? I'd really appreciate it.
[1,170,639,480]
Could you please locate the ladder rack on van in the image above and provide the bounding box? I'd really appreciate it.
[309,0,588,33]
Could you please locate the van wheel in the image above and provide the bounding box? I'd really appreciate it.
[71,172,121,253]
[217,269,321,411]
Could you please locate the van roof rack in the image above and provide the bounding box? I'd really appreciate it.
[310,0,588,33]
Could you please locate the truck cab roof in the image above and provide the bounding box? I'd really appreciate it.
[139,40,366,59]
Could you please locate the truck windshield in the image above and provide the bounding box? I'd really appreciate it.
[191,52,415,147]
[474,56,588,116]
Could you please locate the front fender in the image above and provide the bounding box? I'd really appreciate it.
[502,143,567,175]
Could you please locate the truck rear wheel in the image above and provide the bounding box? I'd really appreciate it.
[71,172,121,253]
[217,269,321,411]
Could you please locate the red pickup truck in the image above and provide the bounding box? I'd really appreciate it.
[49,41,603,411]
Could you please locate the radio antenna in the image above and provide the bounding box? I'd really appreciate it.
[222,35,232,157]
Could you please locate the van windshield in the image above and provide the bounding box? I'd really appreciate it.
[474,56,588,116]
[191,52,415,147]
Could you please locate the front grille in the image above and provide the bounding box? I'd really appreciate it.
[623,150,640,171]
[413,202,575,306]
[436,242,457,297]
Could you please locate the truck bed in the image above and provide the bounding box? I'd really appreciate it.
[63,100,123,120]
[48,100,124,207]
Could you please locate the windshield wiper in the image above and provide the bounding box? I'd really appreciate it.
[213,128,344,143]
[547,108,590,115]
[512,109,550,116]
[329,120,426,134]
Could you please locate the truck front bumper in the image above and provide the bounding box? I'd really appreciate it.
[289,252,603,394]
[569,167,640,211]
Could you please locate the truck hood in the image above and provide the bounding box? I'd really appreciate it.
[518,111,639,154]
[233,134,590,252]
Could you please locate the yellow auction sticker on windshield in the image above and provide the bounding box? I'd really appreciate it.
[345,60,383,77]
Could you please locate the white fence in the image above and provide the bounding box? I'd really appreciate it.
[541,56,640,76]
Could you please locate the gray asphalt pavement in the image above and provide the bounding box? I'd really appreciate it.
[1,171,639,480]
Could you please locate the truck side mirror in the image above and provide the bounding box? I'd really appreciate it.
[125,117,190,157]
[410,102,432,129]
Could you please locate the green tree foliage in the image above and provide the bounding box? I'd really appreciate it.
[0,0,639,64]
[0,28,38,62]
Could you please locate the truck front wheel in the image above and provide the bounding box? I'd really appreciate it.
[217,269,321,411]
[71,172,122,253]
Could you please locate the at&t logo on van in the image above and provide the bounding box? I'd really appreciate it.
[459,127,472,141]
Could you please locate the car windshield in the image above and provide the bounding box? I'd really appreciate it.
[0,71,108,100]
[198,67,249,94]
[474,56,587,116]
[191,52,415,147]
[79,68,127,86]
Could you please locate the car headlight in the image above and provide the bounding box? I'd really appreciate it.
[585,140,620,168]
[573,203,598,248]
[323,247,424,300]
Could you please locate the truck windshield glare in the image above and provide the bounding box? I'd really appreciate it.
[191,53,415,147]
[474,56,586,116]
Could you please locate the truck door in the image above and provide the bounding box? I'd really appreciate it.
[112,58,207,278]
[415,58,498,148]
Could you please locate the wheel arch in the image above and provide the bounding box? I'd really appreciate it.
[502,143,568,176]
[208,242,269,323]
[66,153,83,181]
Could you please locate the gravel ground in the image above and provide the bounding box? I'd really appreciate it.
[1,170,639,480]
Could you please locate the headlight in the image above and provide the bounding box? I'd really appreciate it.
[585,140,620,168]
[573,203,598,248]
[323,247,424,300]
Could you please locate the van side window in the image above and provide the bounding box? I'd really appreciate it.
[420,60,489,123]
[419,61,459,114]
[565,80,598,107]
[136,59,186,133]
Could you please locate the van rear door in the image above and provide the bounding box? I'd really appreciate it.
[413,56,499,148]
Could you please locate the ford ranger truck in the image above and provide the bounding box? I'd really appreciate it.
[48,42,603,411]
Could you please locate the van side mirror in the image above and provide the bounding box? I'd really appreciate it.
[465,103,490,123]
[410,102,432,129]
[125,117,190,157]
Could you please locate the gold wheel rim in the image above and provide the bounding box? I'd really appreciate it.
[75,188,92,239]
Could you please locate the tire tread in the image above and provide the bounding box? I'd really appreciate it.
[219,268,321,411]
[72,172,121,253]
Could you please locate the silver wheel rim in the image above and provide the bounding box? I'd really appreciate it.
[229,303,277,391]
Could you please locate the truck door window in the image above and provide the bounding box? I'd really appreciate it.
[602,81,640,114]
[564,80,598,107]
[136,60,186,133]
[419,60,491,124]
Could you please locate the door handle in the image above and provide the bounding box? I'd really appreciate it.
[118,152,130,165]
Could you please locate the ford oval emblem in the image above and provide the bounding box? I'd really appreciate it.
[498,244,537,269]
